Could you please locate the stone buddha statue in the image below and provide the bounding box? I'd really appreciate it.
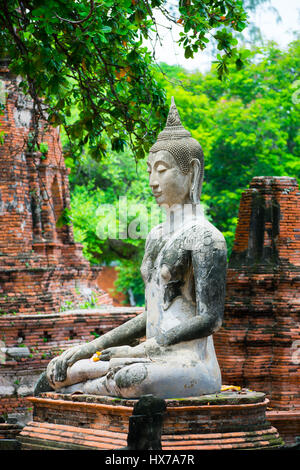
[43,98,227,399]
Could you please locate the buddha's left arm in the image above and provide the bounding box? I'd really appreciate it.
[155,239,227,347]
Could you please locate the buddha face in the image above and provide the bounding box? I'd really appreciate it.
[147,150,192,207]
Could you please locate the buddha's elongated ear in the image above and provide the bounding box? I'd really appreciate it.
[189,159,202,204]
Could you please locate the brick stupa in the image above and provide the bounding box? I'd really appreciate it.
[0,60,107,314]
[215,176,300,444]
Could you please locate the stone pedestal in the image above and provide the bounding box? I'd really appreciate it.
[18,390,283,450]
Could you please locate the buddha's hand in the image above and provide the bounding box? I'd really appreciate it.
[46,343,95,385]
[100,345,135,361]
[100,338,162,362]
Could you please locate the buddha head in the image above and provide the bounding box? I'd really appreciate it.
[147,97,204,207]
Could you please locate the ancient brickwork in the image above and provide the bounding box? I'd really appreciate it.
[0,60,103,315]
[215,177,300,413]
[0,307,143,417]
[0,423,23,440]
[18,391,283,450]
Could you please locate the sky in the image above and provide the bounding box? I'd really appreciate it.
[148,0,300,72]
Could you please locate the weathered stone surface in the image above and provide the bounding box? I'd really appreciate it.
[0,376,15,396]
[125,394,166,450]
[1,347,31,359]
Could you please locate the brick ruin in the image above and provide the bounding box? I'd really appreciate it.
[215,176,300,443]
[0,59,110,316]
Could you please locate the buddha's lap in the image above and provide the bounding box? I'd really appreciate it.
[72,354,215,384]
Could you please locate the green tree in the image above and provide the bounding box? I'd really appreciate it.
[0,0,252,161]
[69,149,161,305]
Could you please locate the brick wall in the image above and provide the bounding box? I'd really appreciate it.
[0,307,143,417]
[0,60,104,315]
[215,176,300,411]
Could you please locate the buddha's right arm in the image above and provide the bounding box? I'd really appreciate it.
[89,309,147,351]
[48,310,147,383]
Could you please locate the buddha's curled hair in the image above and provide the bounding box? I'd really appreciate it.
[150,97,204,198]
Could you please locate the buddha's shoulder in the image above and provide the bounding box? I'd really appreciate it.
[189,217,225,240]
[145,218,226,251]
[146,223,163,243]
[183,217,227,252]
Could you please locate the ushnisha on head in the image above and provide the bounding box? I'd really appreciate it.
[147,97,204,206]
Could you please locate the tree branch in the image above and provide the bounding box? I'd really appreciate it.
[55,0,94,25]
